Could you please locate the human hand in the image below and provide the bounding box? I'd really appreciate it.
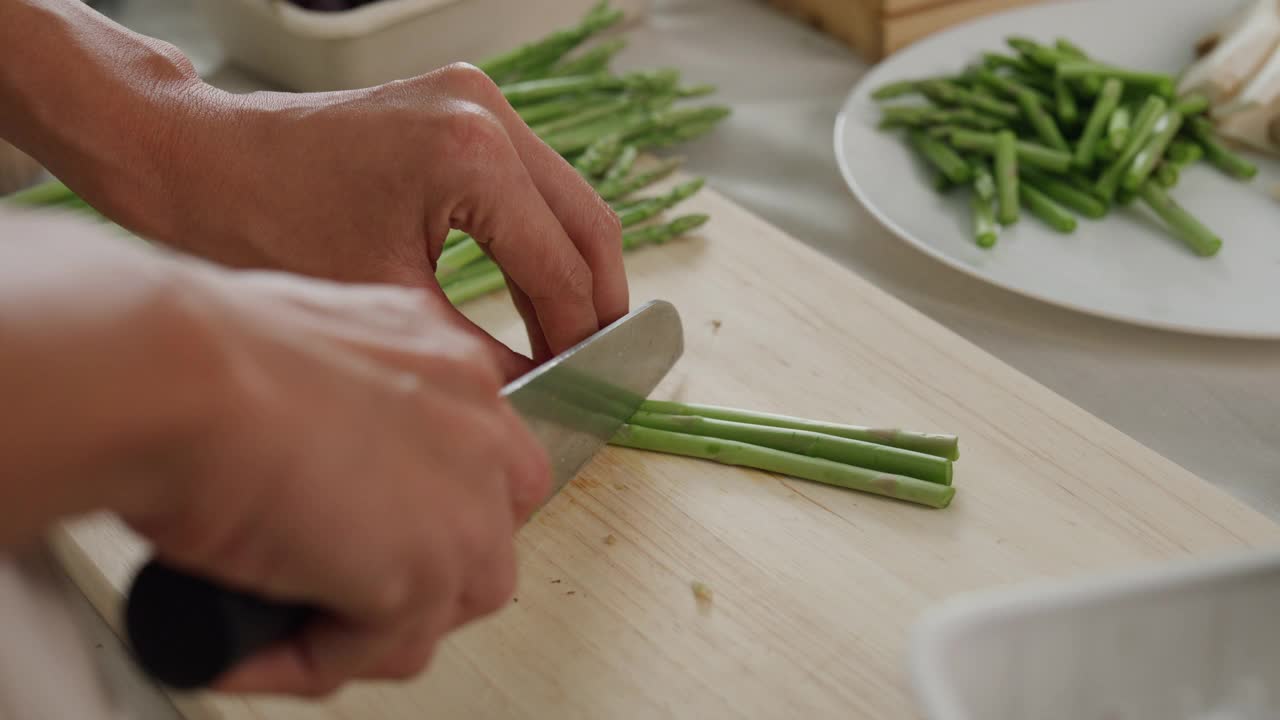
[136,63,627,370]
[120,261,554,696]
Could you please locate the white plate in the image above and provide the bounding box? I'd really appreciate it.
[835,0,1280,339]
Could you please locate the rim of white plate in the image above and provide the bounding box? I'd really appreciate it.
[832,0,1280,341]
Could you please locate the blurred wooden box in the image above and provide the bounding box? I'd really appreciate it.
[768,0,1043,60]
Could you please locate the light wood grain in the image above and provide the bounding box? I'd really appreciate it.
[766,0,1042,59]
[884,0,1040,54]
[53,178,1280,720]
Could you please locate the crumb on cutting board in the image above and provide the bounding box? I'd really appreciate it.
[551,579,561,584]
[711,319,722,333]
[604,533,618,546]
[691,581,713,608]
[566,590,576,596]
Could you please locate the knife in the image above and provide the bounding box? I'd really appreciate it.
[122,299,684,691]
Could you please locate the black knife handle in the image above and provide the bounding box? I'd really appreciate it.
[125,560,313,690]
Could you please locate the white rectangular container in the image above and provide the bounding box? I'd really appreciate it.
[912,549,1280,720]
[193,0,649,92]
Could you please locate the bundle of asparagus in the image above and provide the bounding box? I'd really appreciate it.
[613,401,959,509]
[531,367,960,509]
[874,36,1260,256]
[4,1,730,307]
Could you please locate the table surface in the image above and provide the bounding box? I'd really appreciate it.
[55,0,1280,717]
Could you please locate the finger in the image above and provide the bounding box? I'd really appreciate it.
[494,264,551,364]
[360,619,443,682]
[491,105,629,327]
[453,522,518,629]
[212,617,398,697]
[496,399,553,524]
[455,142,600,355]
[421,280,534,381]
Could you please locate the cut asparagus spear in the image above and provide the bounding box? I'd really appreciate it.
[1055,60,1175,98]
[1021,167,1108,218]
[627,411,953,485]
[970,191,999,248]
[1096,95,1167,201]
[909,130,972,184]
[609,425,956,509]
[948,129,1074,172]
[1016,87,1069,151]
[1074,77,1124,169]
[1186,116,1259,180]
[1137,181,1222,256]
[603,145,639,182]
[637,400,960,460]
[1019,183,1077,233]
[995,130,1019,225]
[1122,109,1184,191]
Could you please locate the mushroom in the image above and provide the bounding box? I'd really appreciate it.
[1214,47,1280,155]
[1178,0,1280,104]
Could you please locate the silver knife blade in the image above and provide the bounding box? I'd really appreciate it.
[500,299,683,502]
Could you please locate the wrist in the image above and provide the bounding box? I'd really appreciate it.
[0,1,219,242]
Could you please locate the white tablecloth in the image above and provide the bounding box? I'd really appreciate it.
[49,1,1280,717]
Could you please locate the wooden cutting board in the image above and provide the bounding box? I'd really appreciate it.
[53,178,1280,720]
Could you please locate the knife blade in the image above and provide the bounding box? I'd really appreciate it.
[121,300,684,691]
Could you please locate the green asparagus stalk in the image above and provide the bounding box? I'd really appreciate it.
[637,400,960,460]
[547,37,627,78]
[478,1,623,82]
[620,212,708,249]
[1055,60,1175,98]
[3,179,74,206]
[1186,116,1258,180]
[1021,167,1107,218]
[1167,139,1203,167]
[921,81,1020,121]
[872,79,925,100]
[1122,109,1183,191]
[603,144,639,182]
[615,178,705,226]
[971,159,996,201]
[595,156,684,200]
[1019,183,1077,232]
[1053,38,1102,95]
[970,191,999,248]
[501,69,677,106]
[1053,76,1079,126]
[609,425,955,509]
[1106,105,1132,153]
[982,51,1036,75]
[442,229,470,251]
[1096,95,1167,200]
[972,68,1053,109]
[1154,163,1179,188]
[948,129,1073,173]
[548,104,728,155]
[1172,92,1210,117]
[1073,77,1123,169]
[1006,36,1066,69]
[532,97,634,137]
[627,411,953,485]
[517,93,613,126]
[677,84,718,98]
[1015,87,1069,151]
[994,130,1019,225]
[436,236,488,278]
[1137,181,1221,256]
[574,133,624,177]
[908,130,972,184]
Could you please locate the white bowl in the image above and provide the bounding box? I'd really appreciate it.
[912,549,1280,720]
[194,0,650,92]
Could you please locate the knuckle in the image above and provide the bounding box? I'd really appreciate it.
[437,104,507,163]
[384,642,439,681]
[364,573,415,621]
[438,62,501,101]
[530,256,594,304]
[480,559,518,614]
